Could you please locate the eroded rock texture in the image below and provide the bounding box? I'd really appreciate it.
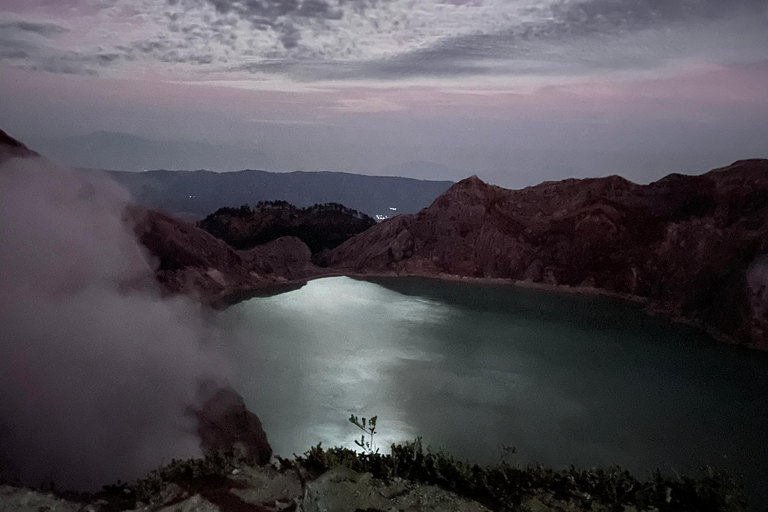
[194,387,272,466]
[327,160,768,349]
[130,207,321,302]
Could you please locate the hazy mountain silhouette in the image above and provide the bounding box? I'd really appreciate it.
[28,132,274,172]
[380,161,467,181]
[108,169,454,219]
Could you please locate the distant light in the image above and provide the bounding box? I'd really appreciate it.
[389,207,397,211]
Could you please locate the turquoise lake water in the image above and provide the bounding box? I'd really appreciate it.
[217,276,768,507]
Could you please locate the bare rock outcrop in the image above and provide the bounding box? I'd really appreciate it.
[327,161,768,350]
[0,486,81,512]
[240,235,319,281]
[129,207,320,301]
[301,466,489,512]
[194,387,272,466]
[130,207,264,301]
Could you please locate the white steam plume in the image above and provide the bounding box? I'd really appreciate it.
[0,158,230,490]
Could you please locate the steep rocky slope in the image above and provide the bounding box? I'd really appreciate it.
[0,128,322,302]
[130,207,322,301]
[326,160,768,350]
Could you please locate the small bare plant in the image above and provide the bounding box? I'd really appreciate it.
[348,414,378,454]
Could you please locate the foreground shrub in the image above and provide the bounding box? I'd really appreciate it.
[293,439,747,512]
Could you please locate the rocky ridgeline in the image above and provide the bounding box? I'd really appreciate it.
[3,128,767,349]
[130,206,323,302]
[197,201,376,256]
[325,161,768,350]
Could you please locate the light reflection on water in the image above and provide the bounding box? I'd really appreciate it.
[216,276,768,507]
[218,277,450,452]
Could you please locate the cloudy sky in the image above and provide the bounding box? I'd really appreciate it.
[1,0,767,185]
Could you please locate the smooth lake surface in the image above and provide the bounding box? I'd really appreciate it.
[217,276,768,507]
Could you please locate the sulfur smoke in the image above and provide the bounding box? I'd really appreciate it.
[0,158,230,490]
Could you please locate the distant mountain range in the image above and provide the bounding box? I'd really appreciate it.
[107,169,453,220]
[380,161,468,181]
[12,130,455,219]
[27,131,274,172]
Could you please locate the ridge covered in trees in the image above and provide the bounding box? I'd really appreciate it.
[198,200,376,256]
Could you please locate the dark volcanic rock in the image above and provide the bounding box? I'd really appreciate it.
[129,207,320,301]
[130,206,263,300]
[326,161,768,350]
[195,387,272,465]
[240,235,317,280]
[0,129,41,163]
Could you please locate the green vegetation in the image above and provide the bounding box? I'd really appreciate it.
[100,451,244,507]
[92,415,747,512]
[93,443,748,512]
[349,414,379,454]
[294,440,746,512]
[283,414,746,511]
[197,200,376,255]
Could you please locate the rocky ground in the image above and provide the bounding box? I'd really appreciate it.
[0,456,743,512]
[0,466,492,512]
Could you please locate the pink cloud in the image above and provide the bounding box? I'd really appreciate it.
[3,61,768,143]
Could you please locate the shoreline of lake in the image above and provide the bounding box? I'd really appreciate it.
[213,269,746,349]
[218,276,768,507]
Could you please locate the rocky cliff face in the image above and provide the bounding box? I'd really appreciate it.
[194,387,272,466]
[326,160,768,350]
[130,207,321,302]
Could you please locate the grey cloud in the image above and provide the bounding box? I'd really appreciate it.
[278,23,302,49]
[214,0,768,76]
[206,0,342,24]
[0,21,70,37]
[0,49,28,59]
[278,0,768,80]
[546,0,768,35]
[0,34,119,76]
[200,0,345,48]
[0,15,126,75]
[126,32,225,65]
